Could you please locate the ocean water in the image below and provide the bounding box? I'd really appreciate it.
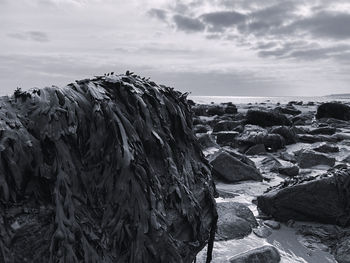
[190,95,350,105]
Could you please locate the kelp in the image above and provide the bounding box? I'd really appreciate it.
[0,73,217,263]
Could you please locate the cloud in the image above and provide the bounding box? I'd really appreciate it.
[200,11,246,30]
[173,15,205,32]
[148,8,167,21]
[292,11,350,40]
[7,31,49,42]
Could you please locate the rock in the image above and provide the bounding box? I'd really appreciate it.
[224,103,238,114]
[210,151,262,182]
[278,165,299,177]
[0,74,217,262]
[216,202,258,241]
[263,220,281,230]
[246,110,291,127]
[229,246,281,263]
[217,189,239,199]
[213,120,241,132]
[224,148,258,169]
[316,102,350,121]
[194,124,209,133]
[297,150,335,168]
[207,105,225,116]
[215,131,239,146]
[270,126,297,145]
[274,106,301,116]
[309,127,337,135]
[236,125,285,152]
[257,169,350,226]
[197,133,218,149]
[253,226,272,238]
[297,134,338,144]
[279,152,297,163]
[292,112,314,125]
[260,156,282,172]
[335,238,350,263]
[245,144,266,155]
[342,155,350,163]
[313,143,339,153]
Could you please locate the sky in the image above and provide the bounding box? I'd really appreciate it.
[1,0,350,96]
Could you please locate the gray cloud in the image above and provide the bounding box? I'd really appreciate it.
[200,11,246,30]
[292,11,350,40]
[7,31,49,42]
[173,15,205,32]
[148,8,167,21]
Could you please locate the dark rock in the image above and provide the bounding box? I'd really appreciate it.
[225,104,238,114]
[270,126,297,145]
[236,125,285,152]
[216,202,258,241]
[313,143,339,153]
[229,246,281,263]
[246,110,291,127]
[297,150,335,168]
[316,102,350,121]
[0,74,217,262]
[257,169,350,226]
[253,226,272,238]
[224,148,258,169]
[197,133,218,149]
[245,144,266,155]
[194,124,209,133]
[335,238,350,263]
[297,134,338,144]
[292,112,314,125]
[215,131,239,146]
[210,151,262,182]
[309,127,337,135]
[263,220,281,229]
[278,165,299,177]
[274,106,301,116]
[213,120,241,132]
[207,105,225,116]
[260,156,282,172]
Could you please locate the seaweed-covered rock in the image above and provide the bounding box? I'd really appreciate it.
[0,74,217,263]
[316,102,350,121]
[274,106,301,116]
[246,110,291,127]
[257,169,350,226]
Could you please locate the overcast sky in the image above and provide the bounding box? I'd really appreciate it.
[1,0,350,96]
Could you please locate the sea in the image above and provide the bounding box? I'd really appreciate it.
[190,95,350,105]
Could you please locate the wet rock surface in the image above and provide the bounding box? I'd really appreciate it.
[228,245,281,263]
[210,151,262,183]
[0,74,218,263]
[216,202,257,241]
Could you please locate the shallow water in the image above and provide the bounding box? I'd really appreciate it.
[190,95,350,105]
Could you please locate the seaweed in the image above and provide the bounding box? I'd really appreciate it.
[0,73,217,262]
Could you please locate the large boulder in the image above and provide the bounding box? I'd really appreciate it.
[246,110,291,127]
[274,106,301,116]
[0,74,217,263]
[210,151,262,182]
[216,202,257,241]
[316,102,350,121]
[229,246,281,263]
[213,120,241,132]
[257,169,350,226]
[236,125,285,152]
[215,131,239,146]
[270,126,297,145]
[297,150,335,168]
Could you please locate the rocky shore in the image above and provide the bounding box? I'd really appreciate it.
[193,99,350,263]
